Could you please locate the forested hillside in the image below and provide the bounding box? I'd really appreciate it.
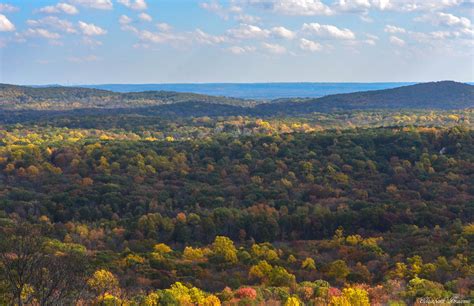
[1,81,472,114]
[0,84,253,110]
[257,81,474,114]
[2,0,473,302]
[0,82,472,305]
[0,106,473,304]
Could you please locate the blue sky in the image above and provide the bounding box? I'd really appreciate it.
[0,0,473,84]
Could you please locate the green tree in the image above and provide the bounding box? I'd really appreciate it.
[327,260,350,281]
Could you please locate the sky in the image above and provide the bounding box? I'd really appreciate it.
[0,0,473,84]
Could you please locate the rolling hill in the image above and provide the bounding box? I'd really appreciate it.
[0,81,472,117]
[0,84,254,110]
[254,81,474,115]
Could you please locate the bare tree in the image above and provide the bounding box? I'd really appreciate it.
[0,224,44,305]
[31,252,88,306]
[0,223,88,305]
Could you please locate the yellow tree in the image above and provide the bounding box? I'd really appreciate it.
[331,287,370,306]
[249,260,273,284]
[202,294,221,306]
[183,246,207,260]
[151,243,173,260]
[285,296,301,306]
[87,269,119,301]
[212,236,238,264]
[301,258,316,271]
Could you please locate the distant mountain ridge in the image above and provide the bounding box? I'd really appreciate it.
[0,81,472,116]
[0,83,255,110]
[254,81,474,115]
[78,82,418,99]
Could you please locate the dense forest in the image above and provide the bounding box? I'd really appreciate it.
[0,83,473,305]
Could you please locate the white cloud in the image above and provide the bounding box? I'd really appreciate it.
[248,0,333,16]
[408,27,472,45]
[396,10,473,49]
[389,0,464,12]
[27,17,77,33]
[200,1,224,14]
[138,30,165,43]
[234,14,260,23]
[364,33,378,45]
[119,15,133,25]
[371,0,392,10]
[364,39,376,45]
[78,21,107,36]
[200,1,249,21]
[195,29,228,44]
[70,0,112,10]
[366,33,379,40]
[271,26,296,39]
[262,42,286,54]
[118,0,147,10]
[0,14,14,32]
[25,28,61,40]
[67,55,100,62]
[274,0,333,15]
[416,12,471,28]
[138,13,152,22]
[0,4,19,13]
[384,25,406,33]
[13,32,26,43]
[438,12,471,28]
[302,23,356,40]
[334,0,371,12]
[460,27,474,36]
[228,4,243,13]
[120,24,138,33]
[156,23,172,32]
[359,15,374,23]
[227,24,270,39]
[132,43,150,49]
[227,45,256,54]
[81,36,103,46]
[39,3,78,15]
[407,31,433,44]
[299,38,322,52]
[429,31,455,39]
[413,12,473,39]
[333,0,393,12]
[137,30,184,44]
[332,0,466,13]
[389,35,405,46]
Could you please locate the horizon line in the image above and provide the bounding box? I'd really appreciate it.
[13,80,474,87]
